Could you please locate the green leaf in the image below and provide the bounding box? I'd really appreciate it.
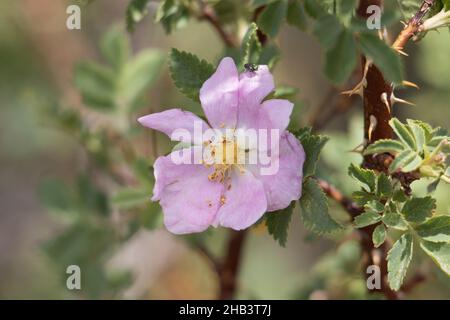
[265,202,294,247]
[401,196,436,223]
[74,61,116,110]
[286,0,307,30]
[416,215,450,243]
[101,27,130,70]
[389,149,420,173]
[358,32,403,84]
[169,49,215,102]
[383,207,408,231]
[365,200,385,213]
[299,179,342,234]
[407,119,426,153]
[297,133,329,178]
[155,0,190,34]
[122,50,165,107]
[126,0,150,32]
[313,14,342,48]
[363,139,405,155]
[376,173,393,198]
[324,29,357,84]
[387,233,413,291]
[354,211,382,228]
[304,0,326,18]
[373,224,387,248]
[392,189,408,203]
[420,240,450,275]
[111,187,149,209]
[258,0,288,38]
[348,163,376,192]
[352,190,377,206]
[240,23,262,67]
[389,118,416,150]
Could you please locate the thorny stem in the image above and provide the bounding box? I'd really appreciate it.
[350,0,432,299]
[392,0,436,51]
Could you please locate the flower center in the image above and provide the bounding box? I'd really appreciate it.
[204,132,246,184]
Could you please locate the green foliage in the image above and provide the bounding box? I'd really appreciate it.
[387,233,413,291]
[364,119,450,183]
[358,32,404,84]
[324,29,357,84]
[348,163,376,192]
[401,196,436,223]
[416,215,450,243]
[265,202,295,247]
[240,23,262,67]
[75,28,164,112]
[420,241,450,275]
[372,224,387,248]
[257,0,289,38]
[155,0,190,34]
[286,0,308,31]
[295,129,329,178]
[169,49,215,102]
[299,179,342,234]
[354,211,382,228]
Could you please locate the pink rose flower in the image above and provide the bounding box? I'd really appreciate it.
[138,57,305,234]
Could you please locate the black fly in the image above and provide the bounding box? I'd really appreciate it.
[244,63,258,72]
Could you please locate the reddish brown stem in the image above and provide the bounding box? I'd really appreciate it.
[199,0,238,47]
[218,230,248,300]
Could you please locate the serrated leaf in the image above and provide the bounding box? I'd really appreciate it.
[390,118,416,150]
[358,32,403,84]
[354,211,382,228]
[387,233,413,290]
[313,14,342,48]
[299,179,342,234]
[401,151,423,172]
[324,29,357,84]
[265,202,294,247]
[286,0,307,30]
[383,208,408,231]
[297,133,329,178]
[407,119,426,153]
[365,200,385,213]
[348,163,376,192]
[401,196,436,223]
[420,240,450,275]
[416,215,450,243]
[363,139,405,155]
[373,224,387,248]
[352,190,377,206]
[169,49,214,102]
[389,149,417,173]
[392,189,408,202]
[376,173,393,198]
[258,0,288,38]
[240,23,262,67]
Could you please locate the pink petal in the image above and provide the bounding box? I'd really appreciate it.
[258,99,294,131]
[152,148,224,234]
[138,109,209,143]
[214,170,267,230]
[250,132,305,211]
[199,57,239,128]
[237,65,275,128]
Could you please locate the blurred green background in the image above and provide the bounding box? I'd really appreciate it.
[0,0,449,299]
